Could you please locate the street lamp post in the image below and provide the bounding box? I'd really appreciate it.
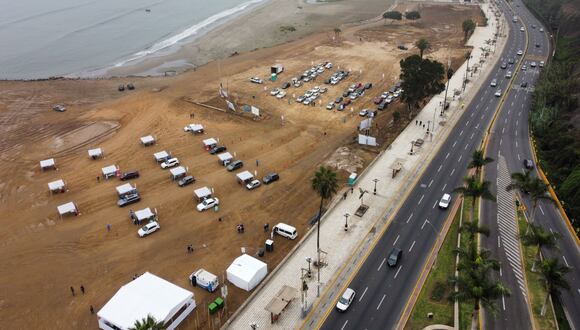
[344,213,350,231]
[305,257,312,278]
[410,141,415,155]
[372,178,380,195]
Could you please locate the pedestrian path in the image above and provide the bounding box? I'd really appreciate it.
[225,2,506,329]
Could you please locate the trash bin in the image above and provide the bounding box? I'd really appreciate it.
[265,239,274,252]
[258,249,265,257]
[209,302,218,314]
[215,297,224,309]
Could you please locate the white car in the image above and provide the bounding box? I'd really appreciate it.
[520,26,525,32]
[530,61,537,67]
[393,91,401,98]
[270,88,280,96]
[505,71,512,78]
[160,158,179,169]
[197,197,220,212]
[325,62,333,69]
[517,50,523,56]
[326,102,335,110]
[540,28,544,32]
[336,288,356,312]
[52,104,66,112]
[276,91,287,99]
[138,221,160,237]
[250,77,263,84]
[358,109,368,117]
[490,79,497,87]
[521,65,527,71]
[439,193,451,209]
[495,89,502,97]
[539,61,544,68]
[246,179,261,190]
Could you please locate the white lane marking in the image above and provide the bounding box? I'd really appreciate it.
[418,195,424,205]
[516,120,519,126]
[549,228,554,234]
[406,213,413,223]
[433,201,438,209]
[451,168,456,176]
[498,236,501,248]
[500,266,503,277]
[453,141,457,148]
[446,153,450,159]
[341,320,349,330]
[518,154,521,161]
[521,104,525,109]
[504,118,508,124]
[409,241,416,252]
[442,183,447,191]
[378,258,386,271]
[539,205,545,215]
[516,141,518,148]
[578,289,580,295]
[471,112,475,117]
[470,132,475,140]
[563,256,570,268]
[466,120,470,126]
[377,294,387,310]
[481,114,485,120]
[394,266,403,279]
[475,123,479,129]
[429,179,434,187]
[511,101,514,107]
[421,219,428,230]
[465,143,469,150]
[394,234,400,246]
[359,287,368,302]
[502,295,506,311]
[502,127,505,134]
[458,155,463,163]
[460,130,464,136]
[438,165,443,172]
[500,138,503,145]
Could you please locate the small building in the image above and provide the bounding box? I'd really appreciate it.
[217,152,233,166]
[169,166,187,180]
[40,158,56,171]
[236,171,254,185]
[102,165,119,179]
[140,135,156,146]
[131,207,156,225]
[193,186,212,202]
[226,254,268,291]
[202,138,218,150]
[271,64,284,75]
[48,179,66,194]
[97,272,196,330]
[88,148,104,160]
[116,183,137,198]
[57,202,78,218]
[153,151,170,163]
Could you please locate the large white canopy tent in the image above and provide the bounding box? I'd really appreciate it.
[217,152,233,166]
[140,135,156,146]
[226,254,268,291]
[57,202,78,218]
[88,148,104,159]
[97,272,196,330]
[40,158,56,171]
[116,183,137,197]
[153,151,170,162]
[102,165,118,179]
[202,138,218,149]
[169,166,187,180]
[132,208,156,222]
[194,186,212,202]
[236,171,254,184]
[48,179,66,193]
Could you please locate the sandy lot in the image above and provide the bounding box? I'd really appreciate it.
[0,4,481,329]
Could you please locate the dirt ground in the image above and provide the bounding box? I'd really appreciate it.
[0,4,481,329]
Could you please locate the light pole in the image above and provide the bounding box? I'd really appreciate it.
[305,257,312,278]
[372,178,380,195]
[344,213,350,231]
[410,141,415,155]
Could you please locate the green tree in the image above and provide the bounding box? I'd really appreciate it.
[405,11,421,20]
[393,111,401,122]
[462,19,476,42]
[520,224,560,272]
[415,38,431,59]
[538,258,570,316]
[460,218,490,246]
[311,166,339,287]
[506,171,553,225]
[454,175,496,224]
[383,11,402,24]
[399,55,445,112]
[468,149,494,178]
[129,315,165,330]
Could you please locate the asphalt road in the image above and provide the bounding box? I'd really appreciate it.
[319,3,521,329]
[482,0,580,328]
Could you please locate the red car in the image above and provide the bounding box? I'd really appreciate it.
[373,96,383,104]
[355,82,363,89]
[343,99,352,106]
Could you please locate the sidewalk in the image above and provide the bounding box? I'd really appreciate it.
[225,3,506,329]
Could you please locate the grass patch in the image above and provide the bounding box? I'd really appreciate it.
[517,211,558,329]
[405,203,460,329]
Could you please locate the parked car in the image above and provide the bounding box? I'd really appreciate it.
[197,197,219,211]
[344,99,352,106]
[325,62,333,69]
[524,159,534,169]
[209,146,227,154]
[250,77,263,84]
[337,104,346,111]
[373,96,383,104]
[270,88,280,96]
[336,288,356,312]
[358,109,368,117]
[276,91,287,99]
[178,175,195,187]
[387,248,403,267]
[120,170,140,181]
[52,104,66,112]
[226,160,244,171]
[439,193,451,209]
[281,82,291,89]
[160,158,179,169]
[118,193,141,207]
[263,172,280,184]
[397,44,408,50]
[138,221,160,237]
[335,96,343,104]
[297,95,306,103]
[377,101,388,110]
[364,82,372,89]
[118,84,125,91]
[127,83,135,90]
[293,80,302,87]
[326,102,335,110]
[246,179,261,190]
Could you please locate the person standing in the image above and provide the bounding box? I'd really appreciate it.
[80,285,85,294]
[106,224,111,232]
[90,305,94,314]
[70,286,75,296]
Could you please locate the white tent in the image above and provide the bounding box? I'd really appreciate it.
[57,202,78,217]
[358,134,377,146]
[217,152,233,165]
[102,165,118,179]
[194,187,212,201]
[202,138,218,149]
[185,124,204,133]
[140,135,155,146]
[236,171,253,183]
[169,166,187,180]
[88,148,103,159]
[153,151,170,162]
[226,254,268,291]
[97,272,196,330]
[132,208,156,222]
[40,158,56,171]
[48,179,66,193]
[116,183,136,197]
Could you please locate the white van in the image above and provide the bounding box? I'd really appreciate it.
[273,223,298,240]
[189,268,219,292]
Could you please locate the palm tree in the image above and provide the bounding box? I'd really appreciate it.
[129,315,165,330]
[454,175,496,224]
[507,171,553,225]
[415,38,431,59]
[311,166,338,293]
[538,258,570,316]
[521,224,560,272]
[460,218,490,248]
[462,19,476,42]
[468,149,494,178]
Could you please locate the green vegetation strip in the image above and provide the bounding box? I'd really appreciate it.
[458,198,474,330]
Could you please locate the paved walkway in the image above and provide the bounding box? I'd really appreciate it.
[225,2,506,329]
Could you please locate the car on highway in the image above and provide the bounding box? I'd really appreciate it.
[439,193,452,209]
[540,27,544,32]
[197,197,219,212]
[226,160,243,171]
[387,248,403,267]
[524,159,534,169]
[500,62,507,69]
[178,175,195,187]
[263,172,279,184]
[490,79,497,87]
[495,89,502,97]
[209,146,227,154]
[336,288,356,312]
[246,179,261,190]
[535,43,541,48]
[138,221,160,237]
[517,50,523,56]
[530,61,537,68]
[520,26,525,32]
[539,61,544,68]
[117,193,141,207]
[521,81,528,88]
[522,65,527,71]
[506,71,512,78]
[120,170,140,181]
[508,58,515,64]
[250,77,263,84]
[160,158,179,169]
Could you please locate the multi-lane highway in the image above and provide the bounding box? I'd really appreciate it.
[318,2,525,329]
[482,0,580,328]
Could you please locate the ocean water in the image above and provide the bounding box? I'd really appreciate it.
[0,0,266,79]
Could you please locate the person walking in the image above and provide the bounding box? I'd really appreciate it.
[343,191,347,200]
[70,286,75,296]
[80,285,85,294]
[96,176,100,182]
[90,305,94,314]
[106,224,111,232]
[264,223,269,232]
